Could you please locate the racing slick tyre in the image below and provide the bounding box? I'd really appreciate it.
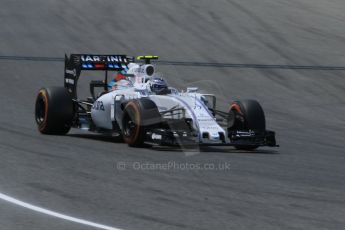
[35,87,74,135]
[121,98,161,147]
[228,100,266,150]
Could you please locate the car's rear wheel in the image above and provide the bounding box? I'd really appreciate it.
[121,98,161,147]
[35,87,74,135]
[228,99,266,150]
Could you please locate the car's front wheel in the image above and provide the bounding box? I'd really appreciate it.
[121,98,161,147]
[228,99,266,150]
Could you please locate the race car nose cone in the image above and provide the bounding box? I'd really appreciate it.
[210,132,220,141]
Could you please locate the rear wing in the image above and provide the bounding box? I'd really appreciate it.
[64,54,133,97]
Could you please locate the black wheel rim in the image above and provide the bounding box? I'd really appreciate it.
[228,110,245,130]
[123,112,137,137]
[35,95,46,125]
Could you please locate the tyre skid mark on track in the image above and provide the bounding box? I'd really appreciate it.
[1,55,345,70]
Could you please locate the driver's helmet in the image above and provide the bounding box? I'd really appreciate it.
[150,77,168,94]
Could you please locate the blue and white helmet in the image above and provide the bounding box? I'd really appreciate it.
[150,77,168,94]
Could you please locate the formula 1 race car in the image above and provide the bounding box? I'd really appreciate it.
[35,54,278,150]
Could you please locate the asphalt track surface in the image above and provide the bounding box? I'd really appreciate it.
[1,0,345,229]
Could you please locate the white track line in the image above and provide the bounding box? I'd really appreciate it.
[0,192,122,230]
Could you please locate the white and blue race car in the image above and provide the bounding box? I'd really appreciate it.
[35,54,277,149]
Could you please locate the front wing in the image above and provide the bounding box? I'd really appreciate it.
[145,129,278,147]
